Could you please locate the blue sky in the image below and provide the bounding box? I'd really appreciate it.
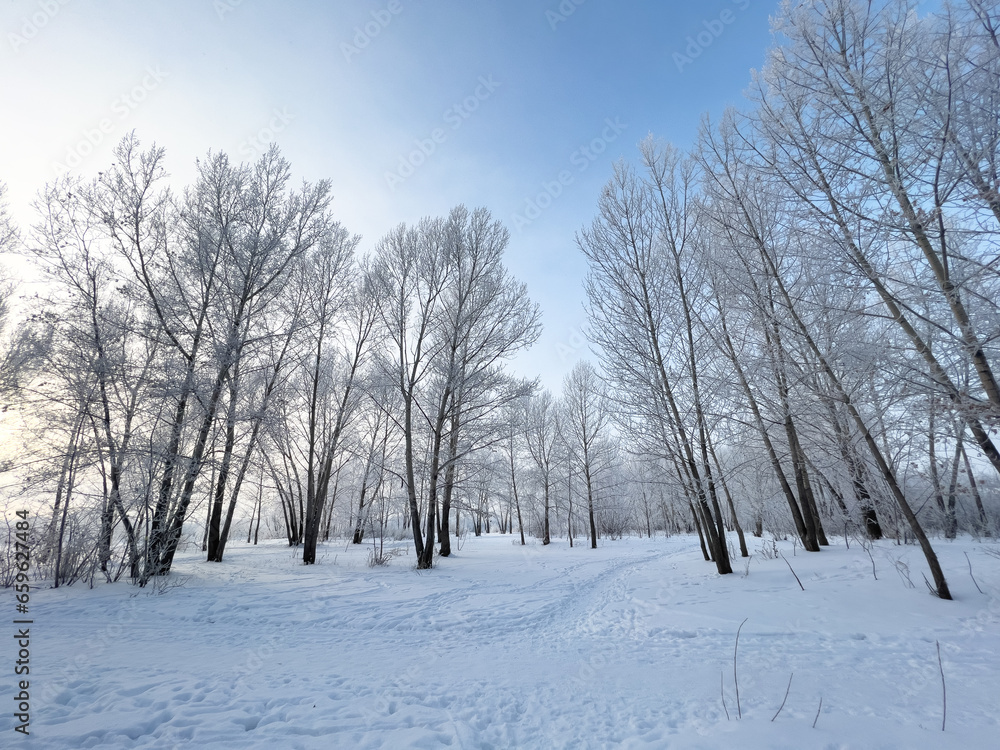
[0,0,776,391]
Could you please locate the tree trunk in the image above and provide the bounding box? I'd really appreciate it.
[708,433,748,557]
[585,464,598,550]
[542,479,551,545]
[52,416,84,588]
[690,500,710,562]
[207,392,237,562]
[439,400,462,557]
[959,438,989,535]
[353,478,369,545]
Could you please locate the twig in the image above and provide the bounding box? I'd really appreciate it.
[862,539,877,580]
[965,552,985,595]
[922,572,938,597]
[734,617,748,719]
[771,673,793,721]
[892,557,915,588]
[936,641,947,732]
[812,695,823,729]
[780,552,805,591]
[720,670,730,721]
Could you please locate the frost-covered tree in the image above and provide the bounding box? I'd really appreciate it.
[370,206,539,568]
[525,389,559,545]
[560,361,613,550]
[578,147,732,573]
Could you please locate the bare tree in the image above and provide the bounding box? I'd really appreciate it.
[753,0,1000,478]
[299,248,373,565]
[525,389,559,545]
[429,207,540,558]
[370,218,450,568]
[86,136,335,581]
[579,151,732,573]
[499,394,532,546]
[370,207,539,568]
[28,177,148,580]
[561,361,612,550]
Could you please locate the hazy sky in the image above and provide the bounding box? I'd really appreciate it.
[0,0,777,392]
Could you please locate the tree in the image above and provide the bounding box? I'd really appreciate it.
[578,149,732,573]
[81,135,336,581]
[499,394,532,546]
[695,119,832,552]
[561,361,612,550]
[525,389,559,545]
[753,0,1000,479]
[28,177,149,580]
[370,206,539,568]
[350,391,395,545]
[370,217,450,569]
[299,248,372,565]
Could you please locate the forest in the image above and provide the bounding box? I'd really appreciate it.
[1,0,999,604]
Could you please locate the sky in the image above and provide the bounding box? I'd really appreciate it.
[0,0,777,393]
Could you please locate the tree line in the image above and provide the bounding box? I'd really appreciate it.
[580,0,1000,599]
[0,0,997,598]
[0,137,638,585]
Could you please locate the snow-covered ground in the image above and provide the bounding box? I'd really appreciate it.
[3,533,999,749]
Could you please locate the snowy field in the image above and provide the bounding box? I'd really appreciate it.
[3,533,999,749]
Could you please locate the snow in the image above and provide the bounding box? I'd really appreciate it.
[3,533,999,749]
